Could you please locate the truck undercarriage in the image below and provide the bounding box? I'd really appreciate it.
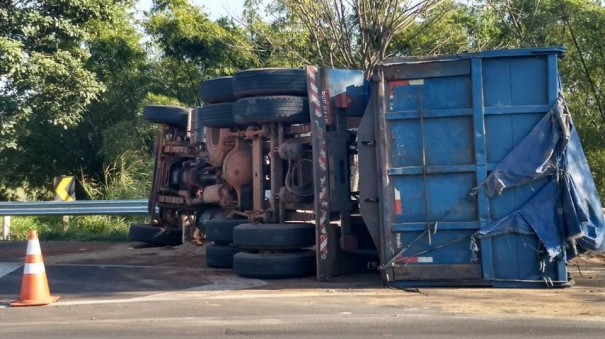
[130,68,375,280]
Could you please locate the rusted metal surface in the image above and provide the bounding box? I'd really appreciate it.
[148,130,163,216]
[231,127,264,140]
[286,125,311,135]
[277,125,286,222]
[251,136,264,216]
[269,123,284,223]
[381,59,470,80]
[222,140,253,190]
[158,195,185,205]
[307,66,332,281]
[372,67,392,283]
[162,144,190,154]
[206,128,236,166]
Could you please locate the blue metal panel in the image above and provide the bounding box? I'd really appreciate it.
[510,57,547,105]
[424,117,474,166]
[485,114,545,163]
[376,48,569,287]
[396,230,478,265]
[483,58,512,107]
[390,121,422,166]
[472,57,492,282]
[392,173,477,223]
[388,117,475,167]
[489,178,549,220]
[422,76,471,110]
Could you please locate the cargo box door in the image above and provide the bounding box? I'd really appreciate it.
[377,60,483,283]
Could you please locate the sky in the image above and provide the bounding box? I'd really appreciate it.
[136,0,247,20]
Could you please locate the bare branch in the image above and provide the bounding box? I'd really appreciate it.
[280,0,445,77]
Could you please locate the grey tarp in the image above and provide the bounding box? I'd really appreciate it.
[476,96,605,260]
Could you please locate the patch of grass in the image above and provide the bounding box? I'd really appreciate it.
[4,151,153,242]
[9,215,148,241]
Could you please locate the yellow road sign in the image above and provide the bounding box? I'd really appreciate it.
[54,176,75,202]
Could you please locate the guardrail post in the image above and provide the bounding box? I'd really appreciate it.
[2,216,10,240]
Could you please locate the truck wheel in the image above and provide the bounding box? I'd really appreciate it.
[205,243,240,268]
[233,251,316,279]
[232,68,306,98]
[204,219,247,245]
[200,76,236,104]
[128,224,182,246]
[233,223,315,250]
[233,96,309,125]
[143,105,190,127]
[195,103,236,128]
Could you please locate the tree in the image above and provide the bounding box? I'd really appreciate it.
[0,1,127,149]
[236,0,319,67]
[480,0,605,199]
[145,0,258,106]
[0,0,130,199]
[391,0,504,56]
[277,0,443,77]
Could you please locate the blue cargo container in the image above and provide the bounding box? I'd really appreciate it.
[358,48,605,287]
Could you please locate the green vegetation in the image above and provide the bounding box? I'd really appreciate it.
[1,0,604,240]
[9,215,147,241]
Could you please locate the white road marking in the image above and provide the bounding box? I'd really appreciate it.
[0,262,21,308]
[0,262,21,279]
[0,313,439,329]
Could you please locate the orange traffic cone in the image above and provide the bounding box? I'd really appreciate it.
[11,230,59,307]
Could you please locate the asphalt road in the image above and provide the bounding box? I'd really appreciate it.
[0,241,604,338]
[1,289,604,338]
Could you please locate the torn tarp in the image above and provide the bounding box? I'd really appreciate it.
[483,97,570,196]
[476,96,605,259]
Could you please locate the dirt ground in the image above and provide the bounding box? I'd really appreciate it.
[2,241,604,321]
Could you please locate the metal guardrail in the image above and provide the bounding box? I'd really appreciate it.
[0,200,149,216]
[0,200,149,240]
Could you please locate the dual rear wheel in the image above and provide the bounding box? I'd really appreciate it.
[202,220,316,279]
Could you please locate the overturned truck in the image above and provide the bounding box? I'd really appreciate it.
[130,47,605,288]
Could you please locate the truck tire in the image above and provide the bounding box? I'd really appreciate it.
[233,223,315,250]
[143,105,189,127]
[128,224,182,246]
[200,76,236,104]
[195,103,236,128]
[205,243,240,268]
[233,251,316,279]
[232,68,307,98]
[204,219,247,245]
[233,96,309,125]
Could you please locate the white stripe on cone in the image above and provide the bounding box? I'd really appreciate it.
[24,262,46,275]
[26,239,42,256]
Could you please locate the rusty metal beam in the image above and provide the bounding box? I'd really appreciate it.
[252,137,264,213]
[307,66,333,281]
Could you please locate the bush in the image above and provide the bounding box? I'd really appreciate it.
[80,151,153,201]
[9,215,148,241]
[586,149,605,202]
